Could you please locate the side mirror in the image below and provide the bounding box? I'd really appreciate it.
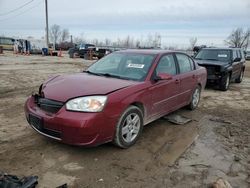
[233,57,241,62]
[155,73,173,81]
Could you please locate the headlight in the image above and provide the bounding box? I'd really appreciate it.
[66,96,107,112]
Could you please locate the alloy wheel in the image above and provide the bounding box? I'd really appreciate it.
[121,113,140,143]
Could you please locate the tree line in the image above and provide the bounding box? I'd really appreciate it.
[49,24,250,50]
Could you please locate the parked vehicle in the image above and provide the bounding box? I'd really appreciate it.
[29,39,46,54]
[68,43,95,58]
[56,42,75,51]
[194,48,245,91]
[245,51,250,60]
[25,50,207,148]
[95,47,112,59]
[0,37,14,50]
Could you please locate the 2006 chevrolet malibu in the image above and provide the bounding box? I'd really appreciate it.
[25,50,207,148]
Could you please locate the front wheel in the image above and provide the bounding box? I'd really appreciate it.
[219,73,230,91]
[113,106,143,148]
[188,86,201,110]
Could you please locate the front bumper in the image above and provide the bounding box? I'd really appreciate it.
[24,96,117,146]
[206,75,223,86]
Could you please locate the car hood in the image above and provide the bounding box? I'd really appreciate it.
[195,59,229,66]
[42,73,138,102]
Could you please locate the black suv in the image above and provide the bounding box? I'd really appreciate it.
[194,48,245,91]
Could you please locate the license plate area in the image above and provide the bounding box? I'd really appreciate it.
[29,114,43,131]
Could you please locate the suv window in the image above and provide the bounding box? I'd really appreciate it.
[233,50,237,60]
[156,54,176,75]
[236,50,241,59]
[176,54,192,73]
[241,50,245,59]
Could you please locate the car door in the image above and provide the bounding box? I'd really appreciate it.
[149,53,181,118]
[175,53,197,106]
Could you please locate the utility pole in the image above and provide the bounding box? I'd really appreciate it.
[45,0,49,48]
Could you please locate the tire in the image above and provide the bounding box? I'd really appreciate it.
[219,73,230,91]
[188,86,201,110]
[235,69,244,83]
[113,106,143,148]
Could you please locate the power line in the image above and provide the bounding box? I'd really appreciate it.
[0,0,43,22]
[0,0,35,16]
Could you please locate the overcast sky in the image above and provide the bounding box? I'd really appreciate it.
[0,0,250,48]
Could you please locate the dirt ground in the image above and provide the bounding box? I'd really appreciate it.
[0,51,249,188]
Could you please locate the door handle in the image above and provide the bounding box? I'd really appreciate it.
[175,79,180,84]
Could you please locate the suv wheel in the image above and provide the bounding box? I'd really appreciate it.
[113,106,143,148]
[219,73,230,91]
[235,69,244,83]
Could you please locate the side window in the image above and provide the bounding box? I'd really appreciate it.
[156,55,176,75]
[233,50,237,59]
[176,54,192,73]
[188,57,195,70]
[236,50,241,59]
[240,50,245,60]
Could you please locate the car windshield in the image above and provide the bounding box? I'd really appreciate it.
[87,53,156,81]
[195,49,231,62]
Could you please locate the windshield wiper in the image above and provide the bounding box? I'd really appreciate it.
[83,70,102,76]
[205,58,218,61]
[83,71,121,79]
[99,73,122,79]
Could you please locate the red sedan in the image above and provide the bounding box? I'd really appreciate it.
[25,50,207,148]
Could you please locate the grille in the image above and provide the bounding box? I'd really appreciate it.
[42,128,61,138]
[34,94,64,113]
[200,65,220,76]
[29,114,43,130]
[29,114,61,139]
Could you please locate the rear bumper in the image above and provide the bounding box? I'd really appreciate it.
[24,96,117,146]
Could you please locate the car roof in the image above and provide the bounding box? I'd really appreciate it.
[202,47,242,51]
[116,49,175,55]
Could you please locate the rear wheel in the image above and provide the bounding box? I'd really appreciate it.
[219,73,230,91]
[188,86,201,110]
[113,106,143,148]
[235,69,244,83]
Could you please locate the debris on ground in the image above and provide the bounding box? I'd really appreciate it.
[209,117,232,124]
[0,171,38,188]
[56,183,68,188]
[211,178,232,188]
[164,114,192,125]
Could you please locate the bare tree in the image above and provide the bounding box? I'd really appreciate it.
[135,40,140,48]
[124,35,131,48]
[49,24,61,49]
[91,38,99,46]
[61,28,70,42]
[147,34,153,47]
[153,33,161,48]
[189,37,197,50]
[73,32,87,44]
[104,38,111,46]
[225,28,250,49]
